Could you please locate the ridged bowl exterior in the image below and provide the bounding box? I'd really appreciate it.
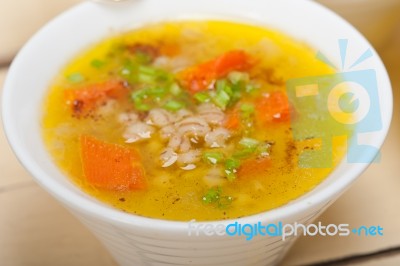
[69,197,333,266]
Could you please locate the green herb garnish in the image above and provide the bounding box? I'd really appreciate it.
[240,103,255,118]
[225,158,241,170]
[90,59,105,69]
[245,83,258,93]
[202,187,233,209]
[67,73,84,83]
[164,100,185,111]
[212,89,230,109]
[194,92,211,103]
[169,83,182,96]
[239,137,260,149]
[233,148,256,159]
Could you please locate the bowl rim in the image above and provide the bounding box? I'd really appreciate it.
[1,0,393,231]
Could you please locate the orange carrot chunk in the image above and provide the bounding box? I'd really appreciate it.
[255,91,291,124]
[64,80,128,116]
[179,50,253,93]
[80,135,146,191]
[224,110,241,130]
[237,157,271,178]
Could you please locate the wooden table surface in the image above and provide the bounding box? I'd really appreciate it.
[1,1,399,265]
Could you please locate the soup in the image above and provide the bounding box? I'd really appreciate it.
[42,20,348,221]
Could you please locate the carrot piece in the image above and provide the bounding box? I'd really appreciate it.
[237,157,271,178]
[80,135,146,191]
[224,110,241,130]
[179,50,253,93]
[212,50,252,76]
[255,91,291,123]
[64,80,128,116]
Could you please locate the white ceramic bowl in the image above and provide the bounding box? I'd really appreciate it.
[1,0,393,265]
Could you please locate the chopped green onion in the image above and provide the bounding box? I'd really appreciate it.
[224,158,241,181]
[163,100,185,111]
[131,89,148,102]
[230,83,242,102]
[202,187,221,204]
[216,79,227,92]
[212,89,231,109]
[135,103,151,111]
[225,158,241,170]
[245,83,258,93]
[216,79,233,96]
[157,71,173,82]
[228,71,249,84]
[194,92,210,103]
[223,85,233,97]
[240,103,255,114]
[131,89,150,110]
[67,73,84,83]
[233,148,256,159]
[90,59,105,69]
[137,66,158,83]
[137,66,172,83]
[169,83,182,96]
[148,87,167,98]
[203,152,224,164]
[138,65,157,75]
[138,73,156,83]
[202,187,233,208]
[239,137,260,149]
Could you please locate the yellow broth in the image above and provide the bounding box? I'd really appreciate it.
[42,20,348,221]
